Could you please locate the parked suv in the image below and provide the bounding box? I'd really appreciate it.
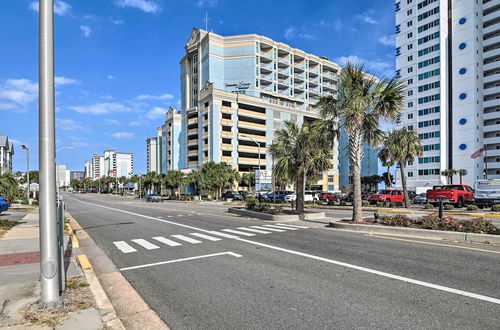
[284,191,319,202]
[367,189,404,205]
[222,191,242,201]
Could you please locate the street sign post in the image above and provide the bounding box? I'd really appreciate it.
[255,170,272,192]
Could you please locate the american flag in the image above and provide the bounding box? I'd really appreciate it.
[471,147,485,159]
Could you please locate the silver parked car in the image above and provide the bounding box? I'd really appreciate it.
[413,193,427,204]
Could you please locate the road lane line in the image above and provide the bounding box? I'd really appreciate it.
[132,239,160,250]
[120,252,242,271]
[71,197,500,305]
[236,227,271,234]
[250,226,285,232]
[152,236,182,247]
[222,229,256,236]
[171,234,202,244]
[276,223,309,229]
[113,241,137,253]
[190,233,222,241]
[262,224,299,230]
[367,234,500,254]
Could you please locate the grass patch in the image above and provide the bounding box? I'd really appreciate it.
[22,276,95,327]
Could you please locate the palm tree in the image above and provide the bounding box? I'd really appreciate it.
[378,128,423,207]
[0,172,19,201]
[458,169,467,184]
[441,169,456,185]
[317,63,405,221]
[268,120,333,212]
[380,172,394,188]
[165,170,185,197]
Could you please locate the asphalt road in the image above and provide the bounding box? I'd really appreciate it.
[64,193,500,329]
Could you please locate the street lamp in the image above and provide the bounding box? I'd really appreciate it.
[21,145,30,204]
[241,134,262,193]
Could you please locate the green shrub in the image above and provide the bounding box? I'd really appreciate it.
[466,204,479,211]
[0,220,18,231]
[376,201,384,208]
[267,205,283,215]
[491,204,500,212]
[327,200,336,206]
[389,202,397,208]
[362,201,370,207]
[245,196,258,210]
[424,203,434,209]
[339,201,347,206]
[444,204,454,210]
[379,215,417,227]
[420,215,499,234]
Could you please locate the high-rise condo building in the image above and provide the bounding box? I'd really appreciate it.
[84,161,92,179]
[146,136,158,173]
[92,154,105,179]
[395,0,500,189]
[161,107,182,172]
[103,150,134,178]
[0,135,14,174]
[179,28,343,191]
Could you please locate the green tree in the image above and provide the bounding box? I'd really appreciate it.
[0,172,19,201]
[198,162,238,199]
[378,128,423,207]
[441,169,456,185]
[380,172,394,188]
[458,169,467,185]
[164,170,185,197]
[268,120,333,212]
[317,63,405,221]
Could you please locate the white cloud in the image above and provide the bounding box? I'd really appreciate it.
[29,0,71,16]
[111,18,124,25]
[0,78,38,112]
[110,132,136,139]
[104,118,121,125]
[56,118,89,131]
[136,93,174,100]
[55,76,79,86]
[107,75,116,80]
[129,120,142,126]
[284,27,315,40]
[115,0,161,13]
[356,10,377,24]
[68,102,132,115]
[146,106,167,120]
[335,55,395,78]
[378,35,396,47]
[80,25,92,38]
[197,0,218,7]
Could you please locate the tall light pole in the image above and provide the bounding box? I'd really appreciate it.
[39,0,61,308]
[242,134,261,192]
[22,145,30,203]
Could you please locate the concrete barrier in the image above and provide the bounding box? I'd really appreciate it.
[331,221,500,244]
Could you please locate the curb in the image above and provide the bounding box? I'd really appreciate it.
[331,221,500,244]
[445,212,500,218]
[66,212,126,330]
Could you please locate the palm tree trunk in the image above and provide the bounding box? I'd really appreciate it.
[399,162,410,208]
[349,131,363,222]
[459,174,463,185]
[296,170,306,212]
[387,167,392,187]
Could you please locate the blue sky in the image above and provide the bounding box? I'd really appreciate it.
[1,0,396,173]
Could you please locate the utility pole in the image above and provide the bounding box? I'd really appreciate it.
[39,0,61,308]
[22,145,30,203]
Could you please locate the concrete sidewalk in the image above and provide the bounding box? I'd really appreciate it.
[0,208,120,329]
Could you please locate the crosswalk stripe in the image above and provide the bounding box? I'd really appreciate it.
[152,236,182,247]
[222,229,256,236]
[131,239,160,250]
[190,233,222,241]
[171,234,202,244]
[236,227,271,234]
[209,231,239,239]
[250,226,285,232]
[263,224,298,230]
[113,241,137,253]
[276,223,309,229]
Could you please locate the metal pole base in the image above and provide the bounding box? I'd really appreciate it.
[38,298,64,310]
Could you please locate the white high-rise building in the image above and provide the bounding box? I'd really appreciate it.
[146,135,158,173]
[395,0,500,190]
[92,154,105,179]
[103,150,134,178]
[84,161,92,179]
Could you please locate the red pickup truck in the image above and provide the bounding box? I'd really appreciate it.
[368,189,404,205]
[426,184,474,207]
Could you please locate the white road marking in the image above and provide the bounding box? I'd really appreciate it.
[177,215,184,217]
[120,252,242,271]
[190,233,222,241]
[167,215,173,218]
[152,236,182,247]
[263,224,298,230]
[276,223,309,229]
[156,216,162,218]
[73,197,500,305]
[250,226,285,232]
[113,241,137,253]
[222,229,256,236]
[209,231,239,239]
[236,227,271,234]
[171,234,202,244]
[131,239,160,250]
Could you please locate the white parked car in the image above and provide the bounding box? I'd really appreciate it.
[284,191,319,202]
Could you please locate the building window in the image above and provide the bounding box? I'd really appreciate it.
[407,21,413,27]
[408,55,413,61]
[408,101,413,108]
[408,113,413,119]
[407,9,412,16]
[408,67,413,73]
[408,44,413,50]
[408,90,413,96]
[407,32,413,38]
[408,172,413,177]
[408,78,413,85]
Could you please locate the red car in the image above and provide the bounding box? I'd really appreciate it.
[368,189,404,205]
[426,184,474,207]
[320,192,341,202]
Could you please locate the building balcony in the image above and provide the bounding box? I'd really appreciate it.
[188,149,198,156]
[221,105,232,113]
[203,119,209,126]
[485,161,500,169]
[323,72,336,79]
[294,84,305,90]
[278,78,289,84]
[484,60,500,72]
[188,117,198,125]
[188,128,198,136]
[483,45,500,61]
[221,130,233,138]
[484,35,500,49]
[238,157,262,165]
[294,73,305,80]
[484,136,500,145]
[238,145,261,153]
[238,108,266,119]
[485,86,500,97]
[309,67,320,74]
[294,63,305,69]
[187,139,198,146]
[221,119,233,126]
[278,68,289,75]
[238,133,266,143]
[260,63,273,71]
[221,156,233,163]
[259,51,273,59]
[484,124,500,133]
[188,161,198,167]
[238,120,266,131]
[484,8,500,24]
[260,74,273,83]
[484,98,500,109]
[485,72,500,85]
[221,143,233,150]
[484,21,500,36]
[277,89,290,96]
[277,57,290,64]
[483,111,500,121]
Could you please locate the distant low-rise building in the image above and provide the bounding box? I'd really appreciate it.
[70,171,85,181]
[0,135,14,174]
